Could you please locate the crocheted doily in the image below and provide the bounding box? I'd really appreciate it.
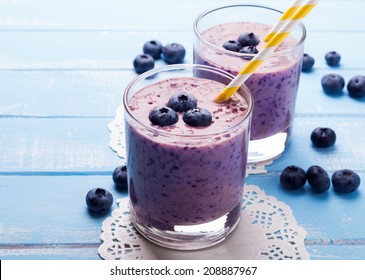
[98,185,308,260]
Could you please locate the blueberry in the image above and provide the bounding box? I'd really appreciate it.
[86,188,113,213]
[239,46,259,55]
[347,75,365,98]
[321,74,345,95]
[133,54,154,74]
[162,43,186,64]
[237,32,260,47]
[143,40,163,59]
[112,165,128,190]
[239,46,259,60]
[325,51,341,66]
[301,53,315,72]
[280,165,307,190]
[167,93,197,112]
[310,127,336,148]
[223,40,241,52]
[332,169,361,193]
[306,165,331,193]
[149,106,178,126]
[183,108,212,127]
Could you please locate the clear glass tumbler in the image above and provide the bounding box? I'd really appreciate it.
[123,64,253,250]
[193,4,306,162]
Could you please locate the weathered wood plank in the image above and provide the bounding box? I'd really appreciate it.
[0,68,364,117]
[246,173,365,242]
[0,0,363,32]
[1,117,364,172]
[1,245,365,260]
[0,31,364,70]
[0,31,194,70]
[306,245,365,260]
[268,117,365,172]
[0,118,121,172]
[0,70,133,117]
[0,175,127,244]
[0,245,100,260]
[0,173,364,245]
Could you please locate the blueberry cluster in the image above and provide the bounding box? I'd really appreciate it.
[280,126,361,194]
[222,32,260,57]
[322,74,365,98]
[280,165,361,194]
[133,40,186,74]
[149,93,212,127]
[301,51,341,72]
[85,165,128,214]
[302,51,365,98]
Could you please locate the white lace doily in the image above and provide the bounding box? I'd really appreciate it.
[108,106,276,175]
[98,184,309,260]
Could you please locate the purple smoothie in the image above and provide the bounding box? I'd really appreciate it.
[194,22,302,140]
[124,77,251,231]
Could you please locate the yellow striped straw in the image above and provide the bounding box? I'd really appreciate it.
[264,0,304,42]
[214,0,319,103]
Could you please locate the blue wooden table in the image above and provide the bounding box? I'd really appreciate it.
[0,0,364,260]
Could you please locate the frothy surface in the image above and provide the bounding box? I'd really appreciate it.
[128,77,249,136]
[200,22,299,73]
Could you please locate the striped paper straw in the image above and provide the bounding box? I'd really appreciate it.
[214,0,319,103]
[264,0,304,42]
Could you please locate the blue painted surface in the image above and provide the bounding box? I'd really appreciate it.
[0,0,364,260]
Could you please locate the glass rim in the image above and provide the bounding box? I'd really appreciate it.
[123,64,253,139]
[193,3,307,58]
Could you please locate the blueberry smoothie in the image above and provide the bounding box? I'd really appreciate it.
[123,67,252,249]
[194,22,301,140]
[194,22,303,141]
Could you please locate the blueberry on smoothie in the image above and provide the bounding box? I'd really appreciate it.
[239,46,259,55]
[280,165,307,190]
[162,43,186,64]
[112,165,128,190]
[133,54,155,74]
[86,188,113,213]
[237,32,260,47]
[310,127,336,148]
[149,106,179,126]
[321,74,345,95]
[301,53,315,72]
[325,51,341,66]
[332,169,361,193]
[306,165,331,193]
[223,40,241,52]
[347,75,365,98]
[167,93,197,112]
[143,40,163,59]
[183,107,212,127]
